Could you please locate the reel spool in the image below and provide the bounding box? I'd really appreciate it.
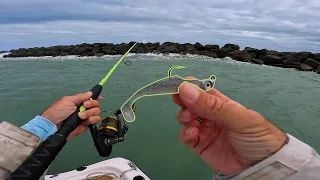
[90,103,136,157]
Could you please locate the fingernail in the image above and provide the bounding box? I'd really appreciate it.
[187,128,194,136]
[79,112,86,119]
[84,101,90,106]
[180,83,200,102]
[182,110,191,119]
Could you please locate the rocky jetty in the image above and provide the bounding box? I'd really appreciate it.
[2,42,320,74]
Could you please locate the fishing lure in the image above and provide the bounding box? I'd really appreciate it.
[120,65,217,122]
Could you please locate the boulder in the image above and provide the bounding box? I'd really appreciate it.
[229,50,250,62]
[268,50,282,56]
[303,58,320,69]
[204,44,220,51]
[244,47,258,58]
[81,51,95,56]
[216,49,230,58]
[152,50,161,54]
[73,47,87,55]
[198,50,218,58]
[135,46,147,53]
[270,64,284,67]
[283,64,301,69]
[159,44,179,53]
[157,42,178,53]
[244,47,258,52]
[194,42,205,51]
[294,52,315,62]
[95,53,104,57]
[300,64,314,71]
[93,43,101,49]
[61,46,73,54]
[222,44,240,51]
[101,44,118,55]
[282,53,298,65]
[249,58,264,65]
[117,43,129,54]
[313,53,320,62]
[93,47,101,55]
[256,49,270,58]
[259,55,282,65]
[60,52,70,56]
[179,43,196,52]
[144,42,160,52]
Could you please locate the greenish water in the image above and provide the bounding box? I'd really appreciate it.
[0,54,319,179]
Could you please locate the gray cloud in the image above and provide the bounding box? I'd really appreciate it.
[0,0,319,52]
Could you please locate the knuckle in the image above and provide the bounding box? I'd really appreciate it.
[95,108,101,115]
[204,94,219,113]
[61,96,70,101]
[95,101,100,107]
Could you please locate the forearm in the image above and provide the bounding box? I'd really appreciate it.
[0,121,42,179]
[214,134,320,180]
[0,116,57,179]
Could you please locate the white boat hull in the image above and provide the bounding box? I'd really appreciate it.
[44,157,150,180]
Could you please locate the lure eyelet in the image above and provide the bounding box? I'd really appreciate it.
[210,75,216,80]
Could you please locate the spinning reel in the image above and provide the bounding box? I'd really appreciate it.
[89,103,137,157]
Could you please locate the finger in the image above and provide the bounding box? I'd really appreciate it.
[82,116,101,126]
[208,89,245,109]
[178,82,248,129]
[67,125,88,139]
[83,100,100,109]
[172,94,186,108]
[172,77,199,108]
[97,95,104,101]
[176,108,200,127]
[67,91,93,106]
[183,76,198,80]
[179,127,199,149]
[78,107,101,119]
[207,88,231,102]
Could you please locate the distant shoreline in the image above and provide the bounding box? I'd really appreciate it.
[2,42,320,74]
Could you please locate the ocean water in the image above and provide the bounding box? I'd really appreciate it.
[0,54,319,179]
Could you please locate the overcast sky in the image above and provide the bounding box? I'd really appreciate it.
[0,0,319,52]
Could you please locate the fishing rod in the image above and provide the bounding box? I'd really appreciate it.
[7,42,139,180]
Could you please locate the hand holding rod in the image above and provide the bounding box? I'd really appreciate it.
[7,42,138,180]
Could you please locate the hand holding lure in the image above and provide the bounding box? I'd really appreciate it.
[120,65,217,122]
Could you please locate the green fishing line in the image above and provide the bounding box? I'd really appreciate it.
[99,42,138,86]
[79,42,138,112]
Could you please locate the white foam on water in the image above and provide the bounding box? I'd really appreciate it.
[0,52,279,71]
[0,52,202,60]
[0,52,10,58]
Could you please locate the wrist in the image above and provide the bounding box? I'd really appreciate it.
[227,125,287,175]
[21,115,58,140]
[267,124,287,154]
[220,133,317,179]
[41,112,60,127]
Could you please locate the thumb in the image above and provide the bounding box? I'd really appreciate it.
[68,91,93,106]
[178,82,246,127]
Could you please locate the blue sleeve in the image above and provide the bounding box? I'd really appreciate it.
[21,115,57,141]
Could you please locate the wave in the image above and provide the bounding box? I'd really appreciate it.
[0,52,223,59]
[0,52,281,71]
[0,52,10,58]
